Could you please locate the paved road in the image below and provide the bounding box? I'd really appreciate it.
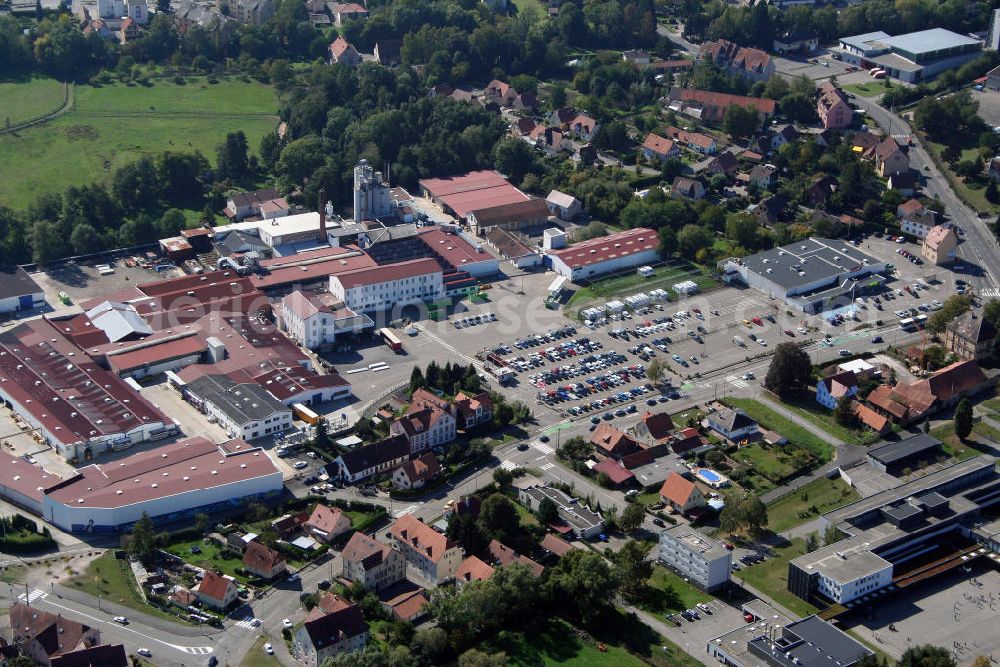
[851,96,1000,294]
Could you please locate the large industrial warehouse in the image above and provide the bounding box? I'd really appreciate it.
[721,237,889,314]
[39,436,283,533]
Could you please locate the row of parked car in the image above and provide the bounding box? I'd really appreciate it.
[535,369,651,406]
[453,312,497,328]
[509,325,578,349]
[527,352,629,387]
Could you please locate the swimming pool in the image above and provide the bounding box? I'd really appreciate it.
[698,469,721,482]
[694,468,730,488]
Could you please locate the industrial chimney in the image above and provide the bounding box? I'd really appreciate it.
[318,188,327,240]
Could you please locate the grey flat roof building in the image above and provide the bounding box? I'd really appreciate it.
[722,238,887,313]
[747,615,873,667]
[867,433,944,474]
[186,374,289,425]
[879,28,982,60]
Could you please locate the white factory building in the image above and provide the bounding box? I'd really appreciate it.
[329,258,444,314]
[281,291,339,350]
[546,227,660,282]
[658,525,731,592]
[182,374,293,441]
[38,437,283,533]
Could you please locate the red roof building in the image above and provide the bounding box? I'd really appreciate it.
[305,504,352,543]
[547,227,660,281]
[243,541,287,579]
[456,555,495,587]
[419,170,531,220]
[659,472,707,514]
[592,457,636,487]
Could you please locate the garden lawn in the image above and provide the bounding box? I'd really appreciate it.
[645,565,713,612]
[0,77,66,125]
[0,76,279,210]
[735,443,799,482]
[734,538,818,618]
[344,509,386,533]
[725,398,834,460]
[780,392,861,443]
[932,420,1000,460]
[68,551,183,623]
[164,538,255,582]
[514,501,540,527]
[924,138,999,214]
[842,82,886,98]
[766,477,859,533]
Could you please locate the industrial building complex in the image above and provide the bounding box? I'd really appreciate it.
[835,28,983,82]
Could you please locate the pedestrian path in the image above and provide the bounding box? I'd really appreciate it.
[531,441,555,455]
[232,615,259,630]
[393,504,418,518]
[17,588,47,604]
[726,375,750,389]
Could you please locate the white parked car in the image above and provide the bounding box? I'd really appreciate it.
[293,461,308,470]
[283,618,293,629]
[137,648,152,657]
[112,616,128,625]
[265,643,274,655]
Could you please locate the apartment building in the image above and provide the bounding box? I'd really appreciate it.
[329,258,444,314]
[658,525,731,592]
[387,514,463,585]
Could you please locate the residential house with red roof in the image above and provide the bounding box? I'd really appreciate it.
[699,39,775,81]
[455,555,495,589]
[243,541,287,580]
[9,604,101,666]
[293,598,369,665]
[897,198,925,218]
[664,125,719,154]
[866,360,993,424]
[854,403,891,436]
[592,457,636,488]
[328,37,361,66]
[484,79,517,106]
[390,390,457,454]
[816,371,858,409]
[671,176,706,201]
[196,571,239,610]
[659,472,707,514]
[487,539,545,577]
[340,532,406,591]
[641,133,680,162]
[872,137,909,177]
[453,391,494,428]
[392,453,441,490]
[634,411,675,444]
[817,82,853,130]
[330,2,367,25]
[378,581,429,622]
[305,504,352,543]
[388,514,463,584]
[667,89,775,125]
[590,423,643,459]
[921,225,958,265]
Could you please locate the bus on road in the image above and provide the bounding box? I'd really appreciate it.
[378,327,403,352]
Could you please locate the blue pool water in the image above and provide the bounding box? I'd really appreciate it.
[699,469,721,482]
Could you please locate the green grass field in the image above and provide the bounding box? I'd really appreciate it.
[645,565,713,611]
[734,538,818,618]
[779,392,862,444]
[735,443,800,483]
[766,477,859,534]
[725,398,834,460]
[924,138,999,214]
[931,420,1000,460]
[566,261,718,312]
[0,77,66,125]
[841,82,887,98]
[68,551,183,623]
[0,76,279,210]
[164,538,251,581]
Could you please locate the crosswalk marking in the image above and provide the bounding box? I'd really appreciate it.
[181,647,214,655]
[17,589,47,604]
[726,375,749,389]
[233,616,259,630]
[539,462,555,471]
[393,504,418,518]
[499,460,518,472]
[532,442,555,455]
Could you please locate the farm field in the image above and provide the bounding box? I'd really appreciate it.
[0,76,279,210]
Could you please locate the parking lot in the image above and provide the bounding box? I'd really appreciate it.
[32,259,185,310]
[844,561,1000,664]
